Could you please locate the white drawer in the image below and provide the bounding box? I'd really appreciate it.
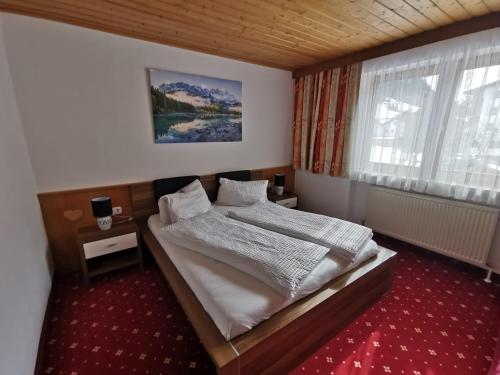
[83,232,137,259]
[276,196,298,208]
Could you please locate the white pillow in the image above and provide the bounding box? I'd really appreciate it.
[158,179,210,224]
[167,188,211,223]
[216,178,268,206]
[181,179,204,193]
[158,197,171,224]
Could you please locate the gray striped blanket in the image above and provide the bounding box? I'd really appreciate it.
[227,202,372,261]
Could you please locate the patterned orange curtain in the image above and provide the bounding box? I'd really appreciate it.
[293,63,361,177]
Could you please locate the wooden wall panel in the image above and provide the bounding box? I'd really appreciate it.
[38,165,294,276]
[38,184,133,275]
[129,182,155,219]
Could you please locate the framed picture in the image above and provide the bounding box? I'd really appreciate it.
[148,68,242,143]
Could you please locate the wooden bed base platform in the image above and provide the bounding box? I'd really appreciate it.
[139,221,397,375]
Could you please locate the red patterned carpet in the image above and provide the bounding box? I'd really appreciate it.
[38,235,500,375]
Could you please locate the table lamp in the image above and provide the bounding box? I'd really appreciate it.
[274,174,286,196]
[91,196,113,230]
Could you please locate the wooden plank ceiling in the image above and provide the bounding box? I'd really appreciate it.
[0,0,499,71]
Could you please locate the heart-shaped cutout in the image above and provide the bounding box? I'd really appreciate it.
[64,209,83,222]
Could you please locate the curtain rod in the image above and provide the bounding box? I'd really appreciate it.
[292,12,500,79]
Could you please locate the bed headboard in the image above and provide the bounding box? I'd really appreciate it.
[151,170,255,208]
[215,170,251,183]
[133,167,293,213]
[152,175,200,203]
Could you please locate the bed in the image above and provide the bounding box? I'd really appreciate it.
[138,172,397,375]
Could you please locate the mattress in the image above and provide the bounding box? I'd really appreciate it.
[148,211,379,340]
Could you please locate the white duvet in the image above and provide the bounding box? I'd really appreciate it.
[149,211,379,340]
[163,210,330,298]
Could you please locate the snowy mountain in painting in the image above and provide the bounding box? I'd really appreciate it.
[158,82,240,107]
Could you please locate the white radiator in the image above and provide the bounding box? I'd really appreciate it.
[366,187,499,268]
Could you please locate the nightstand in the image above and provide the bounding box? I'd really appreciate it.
[267,191,298,209]
[77,221,143,284]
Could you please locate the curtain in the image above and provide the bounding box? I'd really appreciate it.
[349,28,500,206]
[293,63,361,176]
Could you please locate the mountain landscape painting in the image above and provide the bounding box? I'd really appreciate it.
[149,69,242,143]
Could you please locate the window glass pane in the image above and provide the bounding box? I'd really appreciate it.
[368,74,439,177]
[436,64,500,189]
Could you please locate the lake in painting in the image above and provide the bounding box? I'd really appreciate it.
[149,69,242,143]
[154,113,242,143]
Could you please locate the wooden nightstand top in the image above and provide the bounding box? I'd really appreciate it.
[267,191,298,202]
[77,220,138,242]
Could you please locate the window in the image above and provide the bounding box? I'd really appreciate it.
[436,64,500,192]
[349,28,500,205]
[368,73,438,177]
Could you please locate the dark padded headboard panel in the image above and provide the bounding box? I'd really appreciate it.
[153,175,200,202]
[215,170,251,185]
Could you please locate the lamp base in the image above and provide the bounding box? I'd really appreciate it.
[97,216,112,231]
[275,186,284,196]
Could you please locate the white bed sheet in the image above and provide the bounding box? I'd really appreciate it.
[148,211,379,340]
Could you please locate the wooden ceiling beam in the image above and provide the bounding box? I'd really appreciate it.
[317,1,411,38]
[293,11,500,78]
[211,0,382,48]
[483,0,500,12]
[457,0,491,16]
[263,0,395,44]
[376,0,439,29]
[118,0,335,57]
[431,0,473,21]
[401,0,455,25]
[193,0,368,53]
[352,0,425,34]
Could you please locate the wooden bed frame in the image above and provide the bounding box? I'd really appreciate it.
[140,220,397,375]
[36,162,396,372]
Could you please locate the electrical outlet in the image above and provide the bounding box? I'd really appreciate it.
[112,206,122,215]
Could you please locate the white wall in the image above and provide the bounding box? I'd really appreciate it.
[0,13,294,192]
[296,170,500,271]
[295,169,368,224]
[295,170,353,220]
[0,14,52,375]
